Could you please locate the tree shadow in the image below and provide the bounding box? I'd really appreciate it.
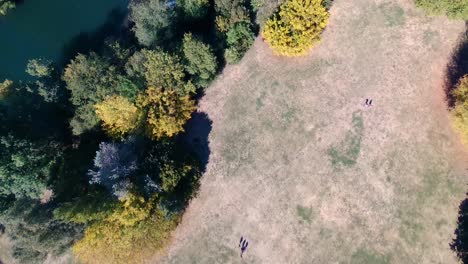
[451,192,468,264]
[182,112,212,172]
[445,22,468,108]
[59,7,131,67]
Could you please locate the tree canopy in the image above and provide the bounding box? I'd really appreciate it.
[0,135,61,199]
[182,33,218,88]
[262,0,329,56]
[95,95,141,138]
[129,0,176,47]
[137,87,195,139]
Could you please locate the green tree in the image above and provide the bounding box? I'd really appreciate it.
[225,22,255,63]
[126,49,194,95]
[129,0,176,47]
[178,0,209,20]
[182,33,218,88]
[0,198,82,264]
[137,87,195,139]
[26,58,53,78]
[214,0,250,32]
[262,0,329,56]
[0,135,61,199]
[63,53,139,135]
[95,95,141,138]
[415,0,468,19]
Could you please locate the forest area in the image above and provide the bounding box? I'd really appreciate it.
[0,0,467,263]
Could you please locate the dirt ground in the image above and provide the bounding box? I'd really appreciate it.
[157,0,468,263]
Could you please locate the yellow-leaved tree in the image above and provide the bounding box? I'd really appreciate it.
[262,0,329,56]
[94,95,140,138]
[73,193,179,264]
[452,74,468,144]
[137,87,195,139]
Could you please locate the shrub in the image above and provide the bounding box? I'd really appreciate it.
[137,87,195,139]
[182,33,218,88]
[0,0,14,16]
[415,0,468,20]
[262,0,329,56]
[452,75,468,143]
[26,58,54,78]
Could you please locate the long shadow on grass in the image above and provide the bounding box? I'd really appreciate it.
[182,112,213,172]
[445,22,468,108]
[451,192,468,264]
[161,112,212,213]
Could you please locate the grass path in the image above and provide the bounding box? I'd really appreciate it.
[159,0,467,263]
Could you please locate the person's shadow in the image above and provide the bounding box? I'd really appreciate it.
[451,191,468,263]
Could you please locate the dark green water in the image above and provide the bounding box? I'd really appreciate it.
[0,0,128,80]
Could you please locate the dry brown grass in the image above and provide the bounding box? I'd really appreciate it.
[158,0,468,263]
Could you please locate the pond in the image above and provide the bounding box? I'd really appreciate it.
[0,0,128,81]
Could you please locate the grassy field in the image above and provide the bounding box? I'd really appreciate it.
[0,235,17,264]
[159,0,467,263]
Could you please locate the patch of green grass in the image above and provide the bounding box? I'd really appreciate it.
[351,248,391,264]
[398,209,424,245]
[319,228,332,239]
[328,112,364,168]
[423,29,439,47]
[296,205,314,223]
[435,219,448,230]
[379,3,406,27]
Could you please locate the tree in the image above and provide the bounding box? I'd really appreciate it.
[126,49,195,95]
[0,135,61,199]
[26,59,53,78]
[224,22,255,63]
[178,0,209,20]
[0,198,82,264]
[72,193,179,264]
[452,75,468,144]
[142,140,201,194]
[262,0,329,56]
[214,0,250,32]
[137,87,195,139]
[182,33,218,88]
[95,95,141,138]
[53,188,117,224]
[129,0,176,47]
[0,79,12,98]
[88,139,139,199]
[63,53,140,135]
[415,0,468,19]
